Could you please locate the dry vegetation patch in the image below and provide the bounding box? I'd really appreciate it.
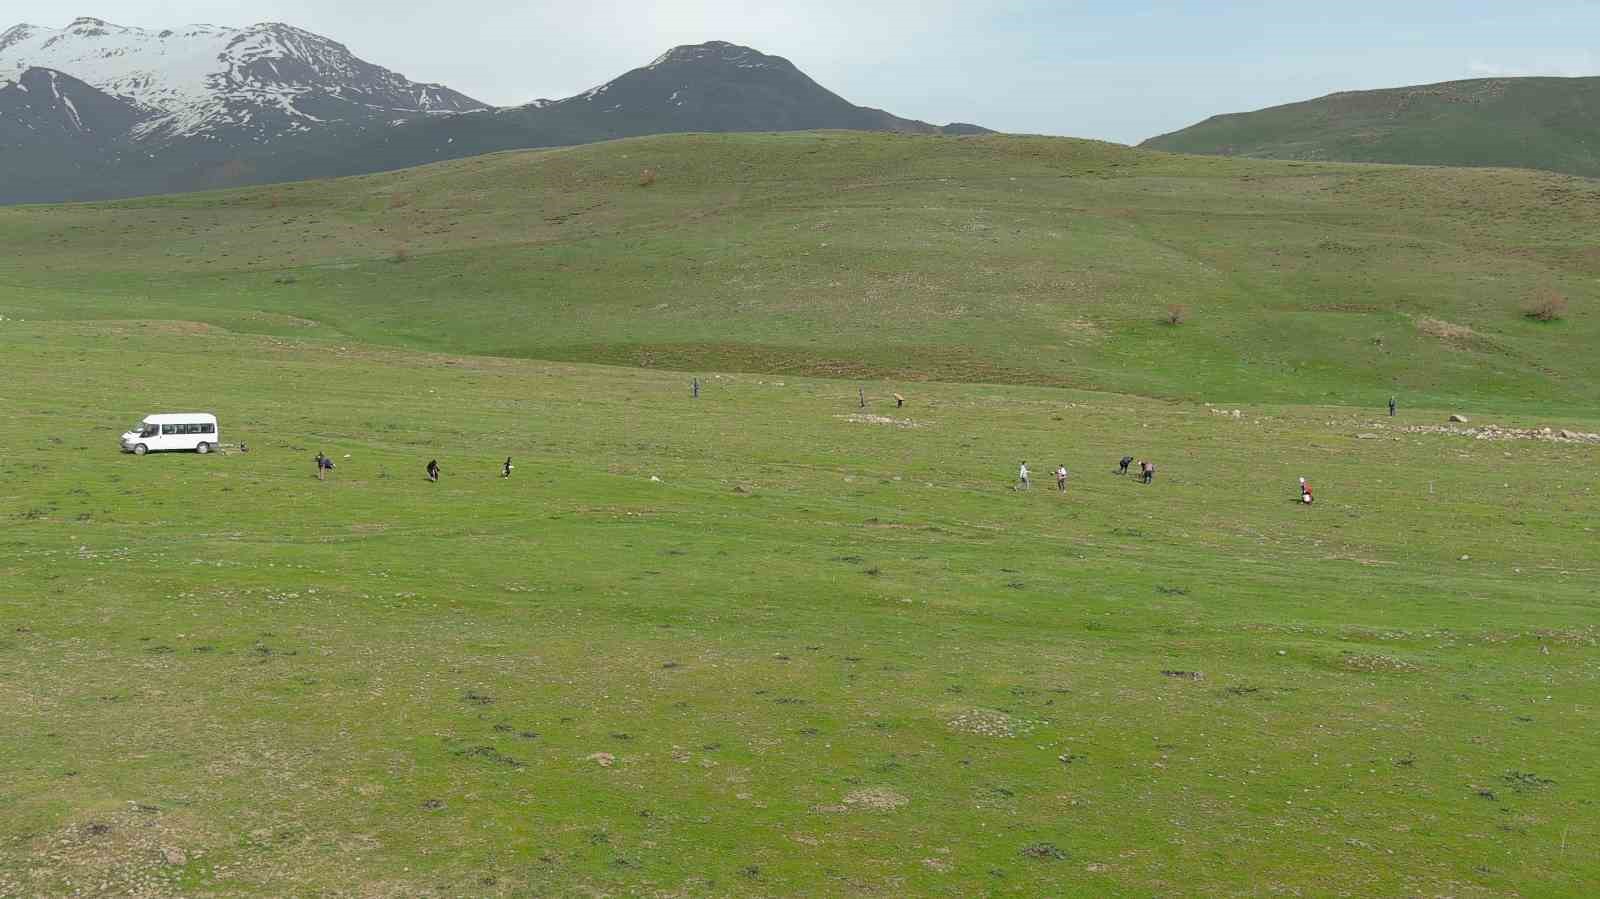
[1415,317,1476,341]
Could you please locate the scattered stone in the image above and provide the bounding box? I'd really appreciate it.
[1504,771,1556,793]
[1341,653,1419,673]
[457,746,525,768]
[842,787,908,811]
[587,752,616,768]
[1399,423,1599,444]
[1021,842,1066,861]
[1160,670,1203,680]
[162,847,187,866]
[837,413,923,428]
[947,708,1037,738]
[1449,414,1469,424]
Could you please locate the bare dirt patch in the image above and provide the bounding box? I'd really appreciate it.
[837,414,924,428]
[946,708,1039,738]
[842,787,909,811]
[14,808,217,898]
[1341,653,1420,673]
[1415,317,1477,341]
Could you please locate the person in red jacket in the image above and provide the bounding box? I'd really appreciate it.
[1299,477,1313,504]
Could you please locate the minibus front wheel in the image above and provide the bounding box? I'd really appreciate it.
[133,444,148,456]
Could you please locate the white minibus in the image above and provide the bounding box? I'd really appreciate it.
[120,413,221,455]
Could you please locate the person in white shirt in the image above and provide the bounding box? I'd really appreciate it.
[1055,465,1069,493]
[1018,461,1030,490]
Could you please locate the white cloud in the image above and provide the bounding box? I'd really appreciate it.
[1467,56,1598,78]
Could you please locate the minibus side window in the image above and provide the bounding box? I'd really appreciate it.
[201,424,215,434]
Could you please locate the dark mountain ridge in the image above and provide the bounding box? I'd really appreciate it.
[1,26,990,204]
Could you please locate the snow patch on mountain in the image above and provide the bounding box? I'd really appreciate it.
[0,16,485,142]
[647,41,781,72]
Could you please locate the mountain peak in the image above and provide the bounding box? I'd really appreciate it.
[0,23,37,51]
[646,41,792,72]
[0,17,486,142]
[65,16,123,35]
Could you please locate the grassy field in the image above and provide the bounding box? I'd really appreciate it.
[2,133,1598,895]
[0,132,1596,414]
[2,316,1597,897]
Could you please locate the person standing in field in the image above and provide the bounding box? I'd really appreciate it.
[1118,455,1134,475]
[1389,396,1397,417]
[502,457,514,479]
[1139,460,1155,485]
[1055,464,1069,493]
[1299,477,1313,504]
[315,452,325,480]
[426,459,441,483]
[316,452,334,480]
[1018,461,1030,490]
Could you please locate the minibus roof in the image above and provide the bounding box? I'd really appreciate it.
[141,413,218,423]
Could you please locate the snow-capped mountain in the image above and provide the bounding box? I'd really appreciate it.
[0,28,990,204]
[0,17,485,144]
[0,66,155,203]
[0,65,145,141]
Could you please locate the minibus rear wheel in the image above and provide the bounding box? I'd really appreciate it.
[196,442,210,455]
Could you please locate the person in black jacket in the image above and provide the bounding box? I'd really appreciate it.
[426,459,441,483]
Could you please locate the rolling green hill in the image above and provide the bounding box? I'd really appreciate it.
[1142,76,1600,178]
[1,131,1596,413]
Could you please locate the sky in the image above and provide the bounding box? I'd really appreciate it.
[3,1,1597,143]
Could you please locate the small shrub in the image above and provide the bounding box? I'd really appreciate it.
[1523,289,1567,322]
[638,167,657,187]
[1164,304,1189,326]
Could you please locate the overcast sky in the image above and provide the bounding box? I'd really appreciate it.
[4,1,1597,143]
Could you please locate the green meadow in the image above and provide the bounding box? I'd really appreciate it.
[1,133,1598,896]
[1,132,1597,413]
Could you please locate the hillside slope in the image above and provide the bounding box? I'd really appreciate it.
[1142,77,1600,178]
[1,132,1594,412]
